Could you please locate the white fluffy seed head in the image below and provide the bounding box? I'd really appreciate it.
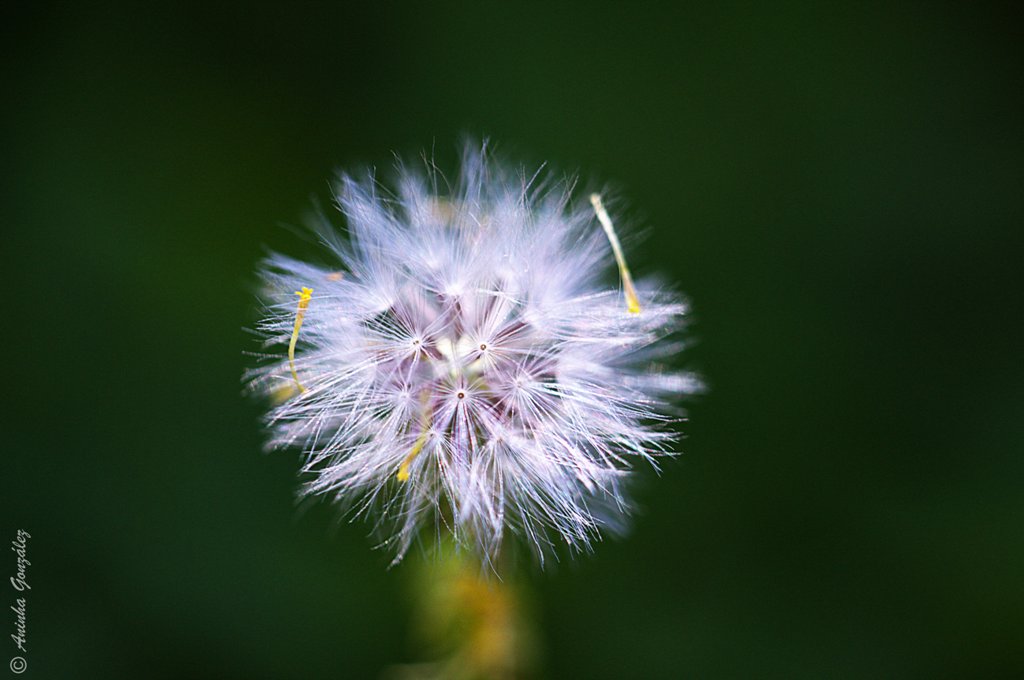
[248,145,701,567]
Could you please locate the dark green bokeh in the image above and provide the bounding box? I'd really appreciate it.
[4,3,1022,678]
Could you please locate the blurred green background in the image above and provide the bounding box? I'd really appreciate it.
[3,2,1022,678]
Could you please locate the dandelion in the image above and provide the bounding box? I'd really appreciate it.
[249,144,700,566]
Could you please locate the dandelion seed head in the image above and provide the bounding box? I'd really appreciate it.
[249,145,700,566]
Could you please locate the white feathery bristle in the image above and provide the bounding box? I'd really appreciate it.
[249,145,700,566]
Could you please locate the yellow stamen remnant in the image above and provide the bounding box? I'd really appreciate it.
[270,383,299,405]
[590,193,641,314]
[397,428,430,482]
[288,287,313,393]
[398,393,433,482]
